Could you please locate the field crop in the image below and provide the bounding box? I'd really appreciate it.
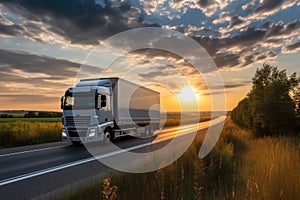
[0,119,62,148]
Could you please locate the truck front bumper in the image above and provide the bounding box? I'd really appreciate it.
[62,127,105,142]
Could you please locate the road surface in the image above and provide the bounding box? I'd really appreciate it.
[0,116,225,199]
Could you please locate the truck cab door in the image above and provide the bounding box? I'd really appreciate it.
[97,95,112,123]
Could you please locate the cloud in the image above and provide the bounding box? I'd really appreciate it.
[139,70,171,79]
[240,51,277,67]
[255,0,284,13]
[191,16,300,69]
[213,52,240,68]
[242,0,259,11]
[224,82,251,89]
[217,16,251,36]
[0,0,147,46]
[192,27,267,68]
[228,16,242,28]
[212,11,231,24]
[195,0,234,17]
[0,23,25,37]
[184,25,221,38]
[248,0,297,20]
[0,0,299,72]
[0,49,85,102]
[141,0,167,15]
[0,94,59,104]
[0,48,80,77]
[282,42,300,53]
[265,20,300,40]
[147,0,235,18]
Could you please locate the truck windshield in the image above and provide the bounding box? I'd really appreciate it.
[63,94,95,110]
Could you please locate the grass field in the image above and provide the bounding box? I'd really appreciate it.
[59,118,300,200]
[0,118,62,148]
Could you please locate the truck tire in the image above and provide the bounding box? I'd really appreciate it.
[105,128,115,142]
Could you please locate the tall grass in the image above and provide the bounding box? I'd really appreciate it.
[59,118,300,199]
[0,120,62,148]
[238,137,300,199]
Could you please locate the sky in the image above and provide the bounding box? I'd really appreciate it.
[0,0,299,112]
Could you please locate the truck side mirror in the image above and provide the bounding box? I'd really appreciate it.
[60,96,65,109]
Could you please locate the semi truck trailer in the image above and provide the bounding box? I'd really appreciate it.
[61,77,160,144]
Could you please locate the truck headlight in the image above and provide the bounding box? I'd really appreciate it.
[62,128,67,137]
[88,128,96,137]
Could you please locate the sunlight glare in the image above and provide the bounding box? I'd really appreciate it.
[178,86,197,103]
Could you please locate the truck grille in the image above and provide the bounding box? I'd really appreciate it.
[68,128,87,137]
[65,116,91,126]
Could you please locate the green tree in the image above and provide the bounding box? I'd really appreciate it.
[231,98,252,129]
[231,63,299,136]
[24,111,37,118]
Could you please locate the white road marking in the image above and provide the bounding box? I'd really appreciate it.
[0,116,226,186]
[0,145,69,158]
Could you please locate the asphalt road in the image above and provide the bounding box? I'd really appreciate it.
[0,116,226,199]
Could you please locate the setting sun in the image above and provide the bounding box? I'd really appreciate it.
[178,86,198,103]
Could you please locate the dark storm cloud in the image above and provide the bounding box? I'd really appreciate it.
[0,49,89,104]
[0,23,25,36]
[242,51,277,67]
[0,48,80,77]
[265,20,300,38]
[193,19,299,68]
[228,27,266,49]
[0,0,149,44]
[193,27,267,67]
[197,0,214,8]
[229,16,244,29]
[283,42,300,53]
[255,0,284,13]
[213,53,240,68]
[134,18,299,69]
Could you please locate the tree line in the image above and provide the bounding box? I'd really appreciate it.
[231,63,300,137]
[0,111,62,118]
[23,111,62,118]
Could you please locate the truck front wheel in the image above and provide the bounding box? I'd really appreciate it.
[105,128,115,142]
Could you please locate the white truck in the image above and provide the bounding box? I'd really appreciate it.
[61,77,160,144]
